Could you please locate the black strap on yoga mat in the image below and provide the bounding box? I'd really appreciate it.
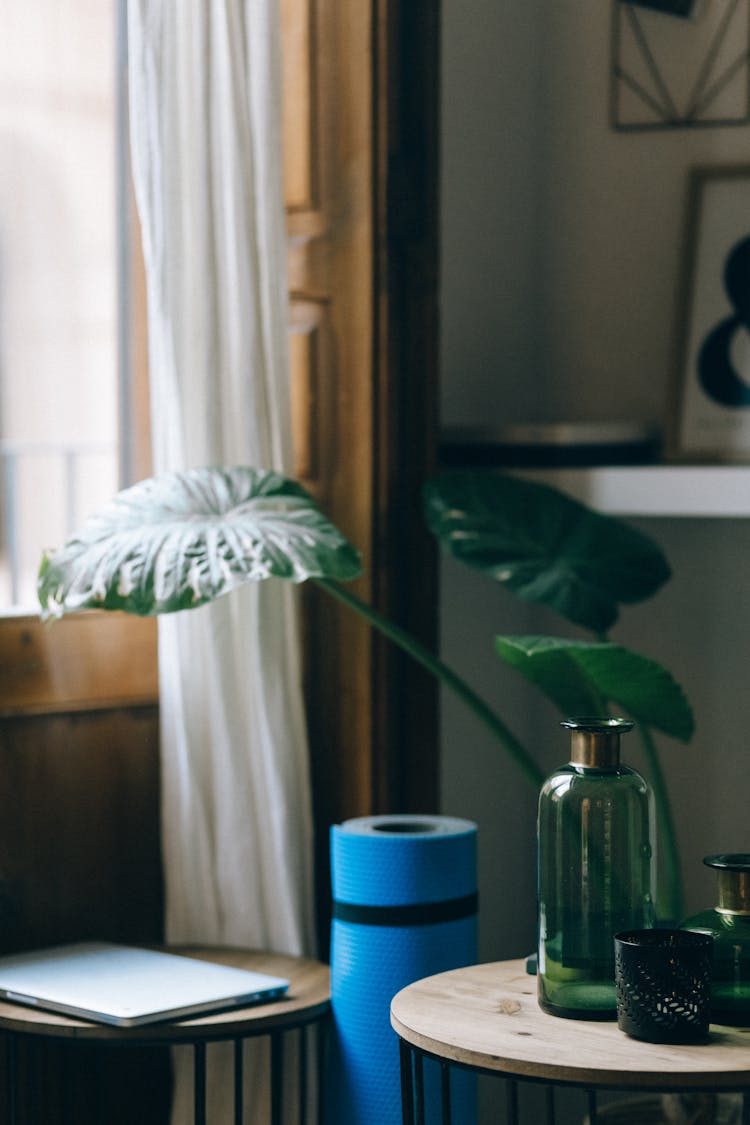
[332,891,478,927]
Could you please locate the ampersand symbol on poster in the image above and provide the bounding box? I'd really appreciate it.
[698,236,750,408]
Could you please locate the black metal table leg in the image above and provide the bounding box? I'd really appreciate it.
[318,1018,329,1125]
[5,1034,17,1125]
[194,1042,206,1125]
[440,1058,452,1125]
[414,1050,426,1125]
[399,1038,416,1125]
[234,1038,244,1125]
[299,1026,308,1124]
[62,1043,75,1125]
[587,1089,597,1124]
[506,1078,519,1125]
[270,1030,284,1125]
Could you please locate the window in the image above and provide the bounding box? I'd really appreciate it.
[0,2,130,610]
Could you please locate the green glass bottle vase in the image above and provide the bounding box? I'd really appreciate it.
[680,854,750,1025]
[537,718,656,1019]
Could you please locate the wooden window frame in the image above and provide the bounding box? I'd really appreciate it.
[0,0,440,962]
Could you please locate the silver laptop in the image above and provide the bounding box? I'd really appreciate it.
[0,942,289,1027]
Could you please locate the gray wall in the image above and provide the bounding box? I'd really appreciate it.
[439,1,750,965]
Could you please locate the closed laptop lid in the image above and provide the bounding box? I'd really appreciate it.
[0,942,289,1027]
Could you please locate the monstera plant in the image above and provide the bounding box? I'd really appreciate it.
[38,464,692,920]
[424,471,692,921]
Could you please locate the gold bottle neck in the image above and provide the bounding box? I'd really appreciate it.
[569,729,622,769]
[716,869,750,916]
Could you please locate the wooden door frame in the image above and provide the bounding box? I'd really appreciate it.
[372,0,440,813]
[292,0,441,949]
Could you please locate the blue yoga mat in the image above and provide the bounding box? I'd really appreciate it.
[328,814,478,1125]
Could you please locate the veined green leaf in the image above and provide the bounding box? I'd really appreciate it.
[38,466,363,618]
[494,635,694,742]
[425,470,671,633]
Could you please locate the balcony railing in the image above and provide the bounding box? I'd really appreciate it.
[0,440,118,610]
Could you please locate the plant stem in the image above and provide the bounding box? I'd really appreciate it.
[314,578,545,789]
[639,724,684,923]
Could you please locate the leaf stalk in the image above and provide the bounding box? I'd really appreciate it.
[314,578,545,789]
[638,724,685,923]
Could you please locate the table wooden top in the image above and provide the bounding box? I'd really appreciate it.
[390,959,750,1091]
[0,947,330,1044]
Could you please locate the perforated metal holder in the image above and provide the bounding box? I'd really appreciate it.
[614,929,713,1043]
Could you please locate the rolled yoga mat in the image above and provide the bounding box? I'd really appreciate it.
[328,814,478,1125]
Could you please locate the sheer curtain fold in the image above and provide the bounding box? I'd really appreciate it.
[127,0,314,974]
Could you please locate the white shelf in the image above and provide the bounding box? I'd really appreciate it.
[516,466,750,518]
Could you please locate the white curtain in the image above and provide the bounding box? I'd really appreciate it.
[127,0,315,1117]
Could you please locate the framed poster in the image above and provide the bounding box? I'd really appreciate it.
[628,0,695,15]
[666,165,750,461]
[610,0,750,131]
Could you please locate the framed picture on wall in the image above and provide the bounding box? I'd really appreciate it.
[666,165,750,462]
[610,0,750,131]
[628,0,695,15]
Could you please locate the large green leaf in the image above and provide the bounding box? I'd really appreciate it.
[424,470,671,634]
[38,466,363,618]
[494,635,694,741]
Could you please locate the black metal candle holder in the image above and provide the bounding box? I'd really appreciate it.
[614,929,713,1043]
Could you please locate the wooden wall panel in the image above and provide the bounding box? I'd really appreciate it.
[0,706,163,953]
[0,703,167,1123]
[0,614,158,717]
[0,611,163,1122]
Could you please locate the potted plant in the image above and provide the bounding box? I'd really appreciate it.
[38,464,692,920]
[424,469,692,922]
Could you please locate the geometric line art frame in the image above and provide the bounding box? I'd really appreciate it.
[610,0,750,130]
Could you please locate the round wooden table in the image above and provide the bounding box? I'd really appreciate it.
[391,959,750,1124]
[0,947,330,1125]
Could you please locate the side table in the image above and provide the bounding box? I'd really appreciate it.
[391,958,750,1124]
[0,946,330,1125]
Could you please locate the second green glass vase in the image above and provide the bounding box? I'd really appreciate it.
[681,854,750,1025]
